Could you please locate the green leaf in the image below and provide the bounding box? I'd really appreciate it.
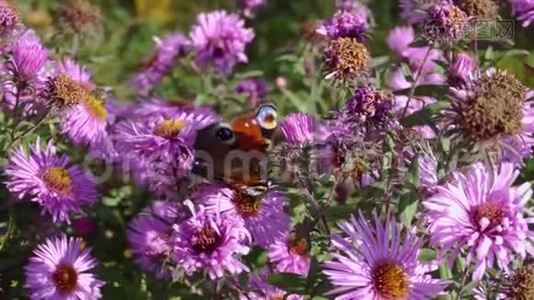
[418,249,436,262]
[402,101,450,127]
[268,273,307,294]
[499,49,530,61]
[406,156,420,187]
[399,191,419,227]
[102,195,122,207]
[280,89,311,113]
[326,205,354,221]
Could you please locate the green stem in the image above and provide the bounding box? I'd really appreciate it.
[401,47,433,120]
[7,108,51,149]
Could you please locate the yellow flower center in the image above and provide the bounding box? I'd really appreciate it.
[153,119,186,139]
[42,167,72,193]
[83,94,107,121]
[49,74,90,107]
[52,264,78,293]
[371,261,410,299]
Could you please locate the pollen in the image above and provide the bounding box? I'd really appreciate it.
[153,119,186,139]
[232,190,262,218]
[471,201,505,230]
[52,264,78,293]
[84,94,107,121]
[502,265,534,300]
[42,167,72,194]
[371,260,410,299]
[325,37,368,80]
[48,74,90,107]
[192,225,221,254]
[454,0,499,20]
[457,70,526,141]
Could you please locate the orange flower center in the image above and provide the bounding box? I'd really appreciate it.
[371,260,410,299]
[472,201,504,230]
[42,167,72,193]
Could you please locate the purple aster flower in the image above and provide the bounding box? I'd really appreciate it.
[386,26,415,55]
[130,32,189,95]
[192,184,290,248]
[127,206,174,279]
[447,69,534,163]
[447,52,476,87]
[9,30,48,79]
[267,234,311,276]
[509,0,534,27]
[280,113,318,145]
[112,102,220,188]
[148,200,186,222]
[0,31,51,116]
[121,98,222,128]
[61,92,111,153]
[424,162,534,280]
[238,0,266,18]
[113,115,197,196]
[170,201,251,279]
[235,77,268,106]
[240,267,304,300]
[336,0,372,22]
[25,235,104,299]
[54,57,93,86]
[5,140,99,223]
[317,10,368,41]
[423,1,470,44]
[323,211,448,299]
[189,11,254,74]
[344,85,391,121]
[51,58,115,157]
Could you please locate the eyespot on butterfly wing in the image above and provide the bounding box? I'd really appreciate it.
[192,103,279,185]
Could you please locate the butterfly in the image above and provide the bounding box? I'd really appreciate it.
[192,103,279,193]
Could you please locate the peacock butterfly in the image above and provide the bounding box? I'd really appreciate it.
[192,103,278,190]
